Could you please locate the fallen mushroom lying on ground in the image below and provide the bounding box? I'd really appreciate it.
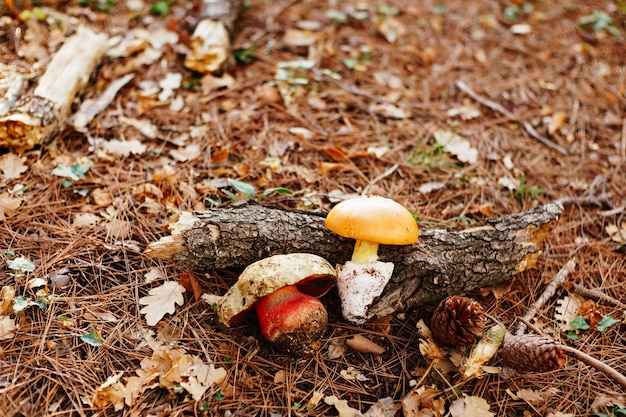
[215,253,336,355]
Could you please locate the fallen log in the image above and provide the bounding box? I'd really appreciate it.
[0,25,108,151]
[146,201,563,319]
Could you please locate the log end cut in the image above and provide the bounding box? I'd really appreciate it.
[145,212,204,261]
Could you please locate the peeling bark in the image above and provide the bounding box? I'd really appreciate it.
[146,202,563,319]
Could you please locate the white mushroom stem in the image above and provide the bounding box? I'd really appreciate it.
[336,261,394,324]
[351,240,380,263]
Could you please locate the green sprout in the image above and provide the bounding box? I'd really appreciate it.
[150,0,170,15]
[578,11,621,36]
[515,174,543,203]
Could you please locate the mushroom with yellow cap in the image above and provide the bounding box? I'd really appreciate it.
[216,253,336,355]
[325,195,419,324]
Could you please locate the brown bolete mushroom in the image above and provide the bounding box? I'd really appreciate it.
[325,195,419,324]
[217,253,336,355]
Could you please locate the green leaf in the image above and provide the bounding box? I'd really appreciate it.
[13,296,32,314]
[596,315,620,332]
[74,189,90,197]
[566,331,580,341]
[343,58,357,69]
[150,0,170,14]
[7,256,36,272]
[33,298,47,311]
[326,10,347,23]
[214,392,224,401]
[233,46,257,64]
[52,162,92,181]
[504,5,518,20]
[293,401,301,409]
[376,4,399,16]
[349,10,369,20]
[578,11,621,36]
[227,179,255,198]
[81,331,103,347]
[571,315,590,331]
[258,187,293,200]
[221,189,238,202]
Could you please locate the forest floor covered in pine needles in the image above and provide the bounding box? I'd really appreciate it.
[0,0,625,416]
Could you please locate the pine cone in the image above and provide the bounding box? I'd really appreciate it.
[430,296,486,346]
[501,333,566,372]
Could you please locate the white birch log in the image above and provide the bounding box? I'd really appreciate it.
[0,25,109,151]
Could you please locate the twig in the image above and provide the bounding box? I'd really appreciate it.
[362,162,400,195]
[455,80,568,155]
[555,175,614,209]
[570,284,626,308]
[515,258,577,335]
[561,344,626,390]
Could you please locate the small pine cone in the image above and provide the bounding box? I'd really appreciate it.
[501,333,566,372]
[430,295,486,346]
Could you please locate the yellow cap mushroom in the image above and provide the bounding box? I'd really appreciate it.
[325,195,419,323]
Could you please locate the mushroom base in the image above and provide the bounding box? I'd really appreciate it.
[255,285,329,355]
[269,307,328,355]
[336,261,395,324]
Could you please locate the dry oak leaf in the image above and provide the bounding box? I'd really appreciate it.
[433,129,478,164]
[401,385,445,417]
[0,285,16,315]
[0,192,21,221]
[554,294,583,331]
[605,223,626,244]
[449,395,495,417]
[91,372,129,411]
[0,315,17,340]
[324,395,363,417]
[139,281,186,326]
[0,153,27,180]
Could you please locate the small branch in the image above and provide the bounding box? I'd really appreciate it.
[362,163,400,195]
[570,284,625,308]
[455,80,568,155]
[560,345,626,391]
[515,258,577,335]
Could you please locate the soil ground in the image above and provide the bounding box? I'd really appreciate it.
[0,0,625,416]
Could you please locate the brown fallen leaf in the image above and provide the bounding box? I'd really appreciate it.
[179,270,204,301]
[346,334,386,355]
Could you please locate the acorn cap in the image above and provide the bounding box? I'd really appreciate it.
[217,253,336,326]
[325,195,418,245]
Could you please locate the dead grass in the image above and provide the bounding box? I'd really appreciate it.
[1,0,625,416]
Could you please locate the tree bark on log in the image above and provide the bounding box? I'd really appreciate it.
[146,202,563,319]
[0,26,109,151]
